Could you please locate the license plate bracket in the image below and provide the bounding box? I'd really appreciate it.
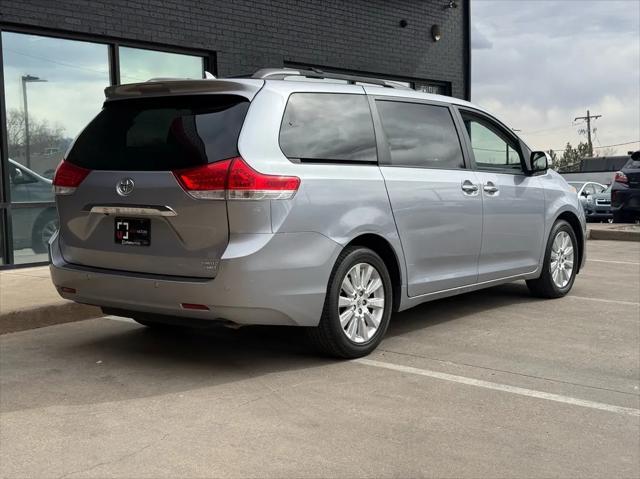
[114,217,151,246]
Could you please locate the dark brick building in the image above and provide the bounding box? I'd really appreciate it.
[0,0,470,266]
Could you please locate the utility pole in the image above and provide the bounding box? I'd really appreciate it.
[574,110,602,157]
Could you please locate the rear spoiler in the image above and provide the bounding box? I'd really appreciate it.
[104,79,264,102]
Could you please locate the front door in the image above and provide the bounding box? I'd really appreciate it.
[458,110,546,282]
[374,98,483,297]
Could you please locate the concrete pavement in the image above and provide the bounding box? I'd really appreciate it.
[0,239,639,478]
[0,266,101,334]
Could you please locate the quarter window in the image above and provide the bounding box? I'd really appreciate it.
[462,115,523,172]
[376,101,465,169]
[279,93,377,163]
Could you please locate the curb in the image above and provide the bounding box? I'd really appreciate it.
[0,302,102,335]
[587,228,640,242]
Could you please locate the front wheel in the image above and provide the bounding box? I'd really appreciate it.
[308,247,393,358]
[526,220,578,298]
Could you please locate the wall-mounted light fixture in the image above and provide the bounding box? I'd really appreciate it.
[399,19,408,28]
[431,24,442,42]
[444,0,458,9]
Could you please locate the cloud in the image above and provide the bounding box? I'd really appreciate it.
[471,0,640,155]
[471,24,493,50]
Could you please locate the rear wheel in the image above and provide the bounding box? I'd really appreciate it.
[526,220,578,298]
[308,247,392,358]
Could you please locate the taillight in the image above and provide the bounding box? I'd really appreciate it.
[52,160,91,195]
[227,157,300,200]
[173,159,232,200]
[614,171,628,184]
[173,157,300,201]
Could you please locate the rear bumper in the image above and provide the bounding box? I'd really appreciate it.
[611,188,640,212]
[49,231,341,327]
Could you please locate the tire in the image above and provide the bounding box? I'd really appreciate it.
[526,220,578,299]
[308,246,393,358]
[31,210,59,254]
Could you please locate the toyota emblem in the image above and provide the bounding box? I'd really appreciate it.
[116,178,135,196]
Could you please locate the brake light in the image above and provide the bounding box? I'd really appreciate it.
[173,159,232,200]
[227,157,300,200]
[52,160,91,195]
[173,157,300,201]
[614,171,628,184]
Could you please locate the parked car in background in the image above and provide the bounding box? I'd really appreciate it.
[568,181,612,222]
[8,159,58,254]
[611,151,640,223]
[49,68,587,358]
[568,181,606,197]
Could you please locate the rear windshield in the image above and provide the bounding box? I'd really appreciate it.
[67,95,249,170]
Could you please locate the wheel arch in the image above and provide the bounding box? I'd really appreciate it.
[345,233,403,312]
[555,211,584,273]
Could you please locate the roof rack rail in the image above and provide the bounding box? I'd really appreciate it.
[251,68,411,89]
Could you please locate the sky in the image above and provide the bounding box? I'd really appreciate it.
[471,0,640,156]
[1,31,203,144]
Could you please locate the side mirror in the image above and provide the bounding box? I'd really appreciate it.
[530,151,549,173]
[632,150,640,161]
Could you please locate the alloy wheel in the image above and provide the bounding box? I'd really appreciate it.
[550,231,574,288]
[338,262,385,344]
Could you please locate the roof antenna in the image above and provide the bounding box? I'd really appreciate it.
[204,71,216,79]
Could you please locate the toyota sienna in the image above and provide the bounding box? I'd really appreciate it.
[49,68,587,358]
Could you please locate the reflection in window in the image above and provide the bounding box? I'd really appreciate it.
[2,31,110,263]
[280,93,377,163]
[463,119,522,171]
[119,47,204,83]
[377,101,465,169]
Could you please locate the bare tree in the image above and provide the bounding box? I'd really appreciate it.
[6,108,66,161]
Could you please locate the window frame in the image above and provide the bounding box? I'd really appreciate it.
[0,23,215,267]
[278,91,379,165]
[454,106,527,175]
[369,95,470,171]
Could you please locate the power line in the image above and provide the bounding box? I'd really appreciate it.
[574,110,602,157]
[547,140,639,152]
[524,124,579,135]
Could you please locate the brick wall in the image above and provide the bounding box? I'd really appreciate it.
[0,0,468,98]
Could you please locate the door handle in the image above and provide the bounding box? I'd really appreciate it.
[483,182,499,194]
[461,180,479,195]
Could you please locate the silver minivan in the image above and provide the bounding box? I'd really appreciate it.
[50,68,586,358]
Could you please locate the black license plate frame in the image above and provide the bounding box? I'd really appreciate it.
[114,217,151,246]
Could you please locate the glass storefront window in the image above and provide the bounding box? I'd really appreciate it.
[1,31,110,263]
[0,31,208,266]
[119,46,204,83]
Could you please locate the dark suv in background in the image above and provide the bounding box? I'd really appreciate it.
[611,151,640,223]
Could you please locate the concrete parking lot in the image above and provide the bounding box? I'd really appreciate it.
[1,240,639,478]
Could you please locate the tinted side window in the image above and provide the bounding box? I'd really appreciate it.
[376,101,465,169]
[461,114,523,172]
[279,93,377,163]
